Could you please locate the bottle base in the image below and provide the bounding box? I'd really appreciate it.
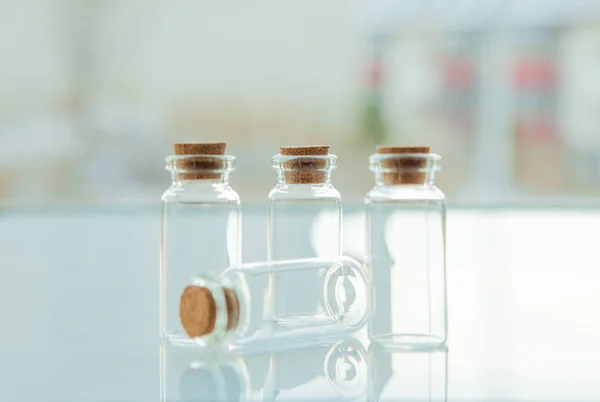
[370,333,446,350]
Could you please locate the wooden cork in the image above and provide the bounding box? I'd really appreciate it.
[180,285,240,339]
[224,288,240,331]
[180,286,217,338]
[377,146,430,185]
[173,142,226,180]
[174,142,226,156]
[280,145,330,184]
[378,146,429,155]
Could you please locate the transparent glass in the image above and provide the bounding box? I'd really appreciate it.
[365,153,447,349]
[368,343,448,402]
[160,337,367,402]
[264,337,366,401]
[160,342,250,402]
[179,256,369,348]
[160,154,241,344]
[268,153,341,326]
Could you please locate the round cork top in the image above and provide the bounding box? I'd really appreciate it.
[174,142,226,155]
[280,145,329,156]
[180,286,240,339]
[180,286,217,338]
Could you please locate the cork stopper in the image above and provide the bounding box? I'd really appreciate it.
[377,146,430,185]
[173,142,226,180]
[180,286,240,339]
[174,142,227,156]
[223,288,240,331]
[280,145,330,184]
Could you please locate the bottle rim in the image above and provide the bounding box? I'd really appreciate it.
[272,154,338,171]
[369,153,441,173]
[165,154,236,174]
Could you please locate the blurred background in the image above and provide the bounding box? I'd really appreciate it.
[2,0,600,204]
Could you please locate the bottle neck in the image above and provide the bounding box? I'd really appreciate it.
[276,170,333,186]
[166,154,235,187]
[272,154,337,186]
[373,172,436,187]
[171,173,231,187]
[370,153,441,187]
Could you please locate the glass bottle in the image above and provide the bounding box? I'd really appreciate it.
[268,145,342,326]
[160,336,367,402]
[368,343,448,402]
[365,146,447,349]
[178,257,370,347]
[160,142,241,345]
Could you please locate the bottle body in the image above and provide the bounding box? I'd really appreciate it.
[268,184,342,324]
[268,150,342,327]
[160,154,241,345]
[365,151,447,349]
[179,257,369,348]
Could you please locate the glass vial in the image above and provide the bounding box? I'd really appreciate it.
[160,142,241,344]
[368,343,448,402]
[178,257,369,347]
[268,145,342,325]
[365,146,447,348]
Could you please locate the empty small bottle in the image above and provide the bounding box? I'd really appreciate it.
[160,142,241,344]
[268,145,342,326]
[365,146,447,349]
[178,257,369,347]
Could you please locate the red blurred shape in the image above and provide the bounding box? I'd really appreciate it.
[442,59,474,88]
[514,57,556,90]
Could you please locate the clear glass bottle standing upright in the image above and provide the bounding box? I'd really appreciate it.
[178,257,369,347]
[365,146,447,349]
[268,145,342,325]
[160,142,241,345]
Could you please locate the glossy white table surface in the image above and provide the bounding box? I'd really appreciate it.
[0,205,598,401]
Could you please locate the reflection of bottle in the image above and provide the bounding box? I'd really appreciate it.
[178,257,369,348]
[267,337,367,401]
[160,338,367,402]
[366,147,447,349]
[160,343,250,402]
[268,146,342,325]
[160,142,242,345]
[368,343,448,402]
